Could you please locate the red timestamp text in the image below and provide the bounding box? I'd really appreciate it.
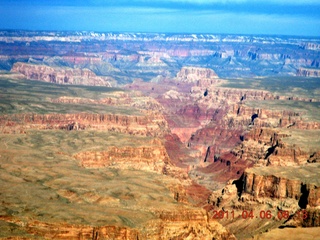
[212,209,308,220]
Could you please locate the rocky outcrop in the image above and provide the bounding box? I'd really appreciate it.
[149,209,237,240]
[240,128,319,166]
[197,125,318,189]
[73,142,170,173]
[0,113,169,136]
[243,172,301,201]
[232,104,320,130]
[231,164,320,208]
[3,30,320,239]
[0,216,141,240]
[176,67,219,84]
[207,164,320,238]
[0,211,236,240]
[297,67,320,77]
[217,128,311,168]
[11,62,112,86]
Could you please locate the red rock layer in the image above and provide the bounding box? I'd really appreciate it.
[0,113,169,137]
[0,211,236,239]
[243,170,320,208]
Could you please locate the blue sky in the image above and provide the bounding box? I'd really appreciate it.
[1,0,320,36]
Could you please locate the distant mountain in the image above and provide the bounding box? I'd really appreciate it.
[0,30,319,82]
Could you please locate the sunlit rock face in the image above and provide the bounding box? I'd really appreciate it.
[11,62,113,86]
[208,164,320,238]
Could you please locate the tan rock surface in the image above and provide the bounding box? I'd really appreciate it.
[11,62,112,86]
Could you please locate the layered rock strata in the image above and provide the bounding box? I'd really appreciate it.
[242,166,320,207]
[208,164,320,238]
[74,143,170,173]
[0,113,169,136]
[0,211,236,240]
[175,66,219,85]
[11,62,112,86]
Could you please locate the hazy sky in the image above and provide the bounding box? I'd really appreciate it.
[1,0,320,36]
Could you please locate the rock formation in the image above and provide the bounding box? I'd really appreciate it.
[0,112,169,137]
[241,166,320,206]
[74,143,170,173]
[208,164,320,238]
[175,66,219,84]
[0,211,236,240]
[11,62,112,86]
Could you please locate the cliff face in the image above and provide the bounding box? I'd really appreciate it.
[241,166,320,225]
[0,113,169,137]
[235,128,300,165]
[244,165,320,205]
[74,143,170,173]
[0,216,141,240]
[203,127,317,185]
[207,164,320,238]
[185,84,318,155]
[243,172,302,201]
[0,211,236,240]
[148,209,236,240]
[11,62,112,86]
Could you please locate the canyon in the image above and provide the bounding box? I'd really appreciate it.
[0,30,319,239]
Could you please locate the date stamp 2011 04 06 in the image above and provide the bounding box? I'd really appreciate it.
[211,209,308,220]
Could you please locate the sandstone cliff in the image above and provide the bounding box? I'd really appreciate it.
[11,62,112,86]
[207,164,320,238]
[242,166,320,207]
[73,143,170,173]
[0,210,236,240]
[148,208,237,240]
[0,112,169,137]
